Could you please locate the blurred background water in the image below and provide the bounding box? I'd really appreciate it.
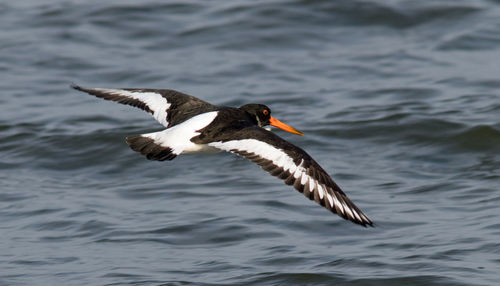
[1,0,500,285]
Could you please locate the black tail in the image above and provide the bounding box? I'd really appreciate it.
[125,135,177,161]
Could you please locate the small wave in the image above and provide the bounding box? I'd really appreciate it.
[291,0,481,28]
[437,27,500,51]
[313,108,500,153]
[447,125,500,152]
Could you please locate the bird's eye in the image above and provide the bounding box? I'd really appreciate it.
[262,110,269,115]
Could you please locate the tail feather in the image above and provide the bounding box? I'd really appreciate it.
[126,135,177,161]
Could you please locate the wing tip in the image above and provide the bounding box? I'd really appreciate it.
[346,209,374,227]
[71,84,103,94]
[358,217,375,228]
[71,83,84,91]
[338,198,374,228]
[228,146,375,228]
[71,84,95,95]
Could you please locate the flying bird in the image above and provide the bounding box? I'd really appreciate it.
[73,85,373,227]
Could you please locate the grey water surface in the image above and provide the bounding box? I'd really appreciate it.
[1,1,500,285]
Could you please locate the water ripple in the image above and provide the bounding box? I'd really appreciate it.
[2,0,500,285]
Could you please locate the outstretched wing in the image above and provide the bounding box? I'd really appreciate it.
[72,85,217,128]
[204,127,373,227]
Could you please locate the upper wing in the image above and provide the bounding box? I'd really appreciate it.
[205,127,373,227]
[72,85,216,128]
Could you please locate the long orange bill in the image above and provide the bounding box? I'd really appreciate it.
[269,116,304,136]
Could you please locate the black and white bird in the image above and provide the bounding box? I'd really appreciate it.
[73,85,373,227]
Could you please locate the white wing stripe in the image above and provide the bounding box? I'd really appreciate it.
[343,202,354,219]
[326,193,334,208]
[294,168,302,179]
[209,139,331,204]
[300,173,308,185]
[294,160,305,178]
[93,88,171,127]
[308,177,315,193]
[333,195,344,215]
[317,184,324,200]
[209,139,297,170]
[286,163,297,175]
[352,209,362,222]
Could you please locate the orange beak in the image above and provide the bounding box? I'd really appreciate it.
[269,116,304,136]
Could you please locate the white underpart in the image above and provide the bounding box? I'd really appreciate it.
[142,111,218,154]
[93,88,171,127]
[208,139,336,209]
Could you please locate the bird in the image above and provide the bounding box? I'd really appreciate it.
[73,85,373,227]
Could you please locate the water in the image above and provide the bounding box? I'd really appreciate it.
[1,0,500,285]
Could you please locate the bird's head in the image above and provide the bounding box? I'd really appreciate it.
[240,104,303,136]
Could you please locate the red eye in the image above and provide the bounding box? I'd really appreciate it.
[263,110,269,115]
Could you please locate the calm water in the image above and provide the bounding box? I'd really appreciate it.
[1,1,500,285]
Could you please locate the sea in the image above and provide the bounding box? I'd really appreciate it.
[1,1,499,285]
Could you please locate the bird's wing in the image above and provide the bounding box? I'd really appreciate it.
[72,85,217,128]
[203,127,373,227]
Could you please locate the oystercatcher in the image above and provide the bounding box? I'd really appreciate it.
[73,85,373,227]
